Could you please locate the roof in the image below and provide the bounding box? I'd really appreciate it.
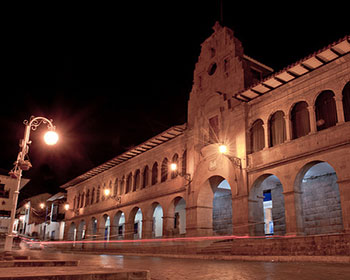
[61,124,186,189]
[47,192,66,202]
[234,35,350,102]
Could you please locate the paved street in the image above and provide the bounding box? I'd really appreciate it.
[23,250,350,280]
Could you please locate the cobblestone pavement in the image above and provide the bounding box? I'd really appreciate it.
[24,250,350,280]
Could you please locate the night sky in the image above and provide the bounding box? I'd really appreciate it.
[1,2,348,201]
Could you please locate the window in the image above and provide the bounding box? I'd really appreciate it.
[91,188,95,204]
[161,158,168,182]
[291,101,310,139]
[85,190,90,207]
[269,111,286,147]
[171,154,179,179]
[209,115,219,143]
[96,187,100,203]
[142,166,149,188]
[343,82,350,122]
[0,184,9,198]
[315,90,337,131]
[114,179,118,196]
[133,170,140,191]
[152,162,158,185]
[126,173,132,193]
[250,119,265,153]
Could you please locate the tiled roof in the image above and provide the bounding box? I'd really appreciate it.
[234,35,350,102]
[61,124,186,189]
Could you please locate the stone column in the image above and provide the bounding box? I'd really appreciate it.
[232,195,250,235]
[124,222,134,240]
[307,105,317,133]
[284,115,292,141]
[335,96,345,124]
[337,178,350,233]
[185,205,213,237]
[263,123,269,149]
[142,219,153,239]
[162,216,175,237]
[282,190,304,236]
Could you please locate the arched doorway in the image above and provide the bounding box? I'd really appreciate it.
[197,176,233,236]
[129,207,143,239]
[152,203,163,238]
[103,214,111,242]
[67,222,77,242]
[295,161,343,235]
[249,175,286,236]
[112,211,125,240]
[77,220,86,248]
[174,197,186,235]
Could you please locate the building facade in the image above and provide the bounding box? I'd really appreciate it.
[0,169,29,236]
[62,23,350,244]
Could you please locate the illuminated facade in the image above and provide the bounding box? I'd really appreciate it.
[62,23,350,245]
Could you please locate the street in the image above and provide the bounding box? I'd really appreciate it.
[22,250,350,280]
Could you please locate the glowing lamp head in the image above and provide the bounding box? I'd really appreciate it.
[64,204,70,211]
[219,144,228,154]
[104,189,111,196]
[25,203,30,209]
[170,163,177,171]
[44,130,59,145]
[39,203,45,209]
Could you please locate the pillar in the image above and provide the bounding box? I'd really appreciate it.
[185,205,213,237]
[284,115,292,141]
[142,219,153,239]
[263,123,269,149]
[335,96,345,124]
[162,216,175,237]
[307,105,317,133]
[232,195,249,235]
[282,190,304,236]
[337,178,350,233]
[124,222,134,240]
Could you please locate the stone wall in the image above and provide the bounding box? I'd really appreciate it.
[213,189,232,235]
[301,172,343,235]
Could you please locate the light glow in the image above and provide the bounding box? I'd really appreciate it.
[39,203,45,209]
[44,130,59,145]
[104,189,111,196]
[64,204,70,211]
[170,163,177,171]
[219,144,228,154]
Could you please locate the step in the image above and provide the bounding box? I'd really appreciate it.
[0,260,79,267]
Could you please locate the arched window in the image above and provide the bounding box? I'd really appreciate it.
[119,176,125,195]
[96,187,100,203]
[171,154,179,179]
[73,196,77,210]
[133,170,140,191]
[126,173,132,193]
[80,193,85,208]
[152,162,158,185]
[291,101,310,139]
[181,150,187,176]
[315,90,337,131]
[161,158,168,182]
[142,165,149,188]
[250,119,265,153]
[85,189,90,207]
[77,194,80,209]
[343,82,350,122]
[114,179,118,196]
[91,188,95,204]
[269,111,286,147]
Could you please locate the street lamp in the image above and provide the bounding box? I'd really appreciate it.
[4,116,58,251]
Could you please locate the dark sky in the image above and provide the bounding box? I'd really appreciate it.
[1,2,348,201]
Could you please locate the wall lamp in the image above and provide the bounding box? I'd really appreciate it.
[104,189,122,204]
[218,144,242,168]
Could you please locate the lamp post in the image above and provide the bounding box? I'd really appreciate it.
[4,116,58,251]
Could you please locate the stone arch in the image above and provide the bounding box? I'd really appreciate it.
[113,178,118,196]
[171,153,179,179]
[102,214,111,242]
[161,158,168,182]
[291,101,310,139]
[133,169,141,191]
[112,211,125,239]
[294,161,343,235]
[142,165,149,189]
[197,175,233,236]
[150,202,164,238]
[67,222,76,241]
[126,172,132,193]
[343,81,350,122]
[249,119,265,153]
[152,162,158,185]
[249,174,286,236]
[167,196,186,236]
[128,207,143,239]
[314,90,337,131]
[268,110,286,147]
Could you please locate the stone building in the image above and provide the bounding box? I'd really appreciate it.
[62,23,350,245]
